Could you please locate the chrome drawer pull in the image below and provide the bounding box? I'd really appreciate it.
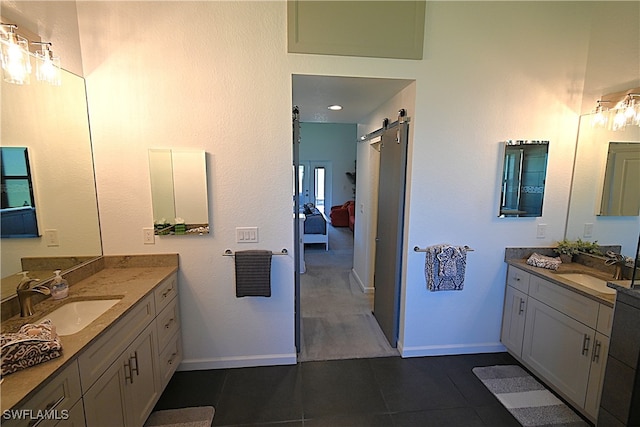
[164,318,175,329]
[592,341,602,362]
[518,298,525,315]
[581,334,591,356]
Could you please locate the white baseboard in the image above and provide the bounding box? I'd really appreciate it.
[399,342,506,358]
[178,353,297,371]
[351,268,374,293]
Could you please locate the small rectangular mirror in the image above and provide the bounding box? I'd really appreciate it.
[598,142,640,216]
[1,147,39,237]
[149,149,209,235]
[499,140,549,218]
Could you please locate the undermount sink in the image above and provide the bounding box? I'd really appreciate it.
[38,299,121,336]
[557,273,616,295]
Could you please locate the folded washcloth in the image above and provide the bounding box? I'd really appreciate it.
[1,319,62,376]
[234,250,273,297]
[526,253,562,270]
[425,244,468,291]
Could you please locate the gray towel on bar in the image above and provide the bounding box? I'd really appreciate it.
[235,250,273,297]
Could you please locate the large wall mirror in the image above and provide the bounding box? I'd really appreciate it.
[149,149,209,235]
[566,114,639,259]
[498,140,549,217]
[0,54,102,302]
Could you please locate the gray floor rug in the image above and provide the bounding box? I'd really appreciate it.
[299,225,398,362]
[144,406,215,427]
[472,365,588,427]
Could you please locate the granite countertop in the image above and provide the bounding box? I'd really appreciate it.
[506,259,631,307]
[607,281,639,299]
[1,255,178,412]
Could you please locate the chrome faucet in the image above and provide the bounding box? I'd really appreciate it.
[605,251,627,281]
[16,277,50,317]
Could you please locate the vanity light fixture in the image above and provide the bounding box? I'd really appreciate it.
[592,94,640,131]
[0,23,31,85]
[32,42,61,86]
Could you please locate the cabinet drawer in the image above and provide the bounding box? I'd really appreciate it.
[3,361,82,427]
[156,297,181,353]
[529,275,599,328]
[507,266,531,294]
[597,304,614,336]
[78,293,155,391]
[158,333,182,390]
[154,273,178,315]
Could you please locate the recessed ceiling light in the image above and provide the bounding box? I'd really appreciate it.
[327,105,343,111]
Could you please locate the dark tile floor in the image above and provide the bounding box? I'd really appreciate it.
[154,352,527,426]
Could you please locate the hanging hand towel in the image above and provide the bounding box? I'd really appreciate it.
[235,250,273,297]
[424,244,467,291]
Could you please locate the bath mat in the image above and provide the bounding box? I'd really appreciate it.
[472,365,588,426]
[144,406,215,427]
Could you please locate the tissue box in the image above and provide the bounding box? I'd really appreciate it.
[1,319,62,376]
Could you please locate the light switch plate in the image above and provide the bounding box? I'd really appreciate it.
[583,223,594,238]
[143,228,155,244]
[236,227,258,243]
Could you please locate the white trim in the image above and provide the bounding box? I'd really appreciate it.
[400,342,506,358]
[177,353,297,370]
[351,268,374,293]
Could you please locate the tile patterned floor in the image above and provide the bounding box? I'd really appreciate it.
[154,352,527,426]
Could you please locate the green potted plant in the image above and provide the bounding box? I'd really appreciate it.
[553,238,602,263]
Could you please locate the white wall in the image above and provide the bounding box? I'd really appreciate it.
[11,1,638,366]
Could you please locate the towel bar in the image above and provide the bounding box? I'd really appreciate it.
[223,249,288,256]
[414,245,474,252]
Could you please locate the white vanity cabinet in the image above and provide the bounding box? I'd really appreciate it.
[80,272,181,427]
[500,268,530,357]
[501,265,612,422]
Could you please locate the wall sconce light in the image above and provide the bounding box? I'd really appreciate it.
[592,93,640,131]
[0,23,31,85]
[591,100,609,128]
[32,42,61,86]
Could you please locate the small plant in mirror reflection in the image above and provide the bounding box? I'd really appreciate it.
[554,239,602,257]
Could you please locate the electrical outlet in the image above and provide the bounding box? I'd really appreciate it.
[44,229,59,246]
[143,228,155,244]
[584,223,594,238]
[536,224,547,239]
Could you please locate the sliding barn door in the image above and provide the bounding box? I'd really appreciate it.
[373,123,409,348]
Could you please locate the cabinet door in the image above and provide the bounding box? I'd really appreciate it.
[83,355,128,427]
[124,322,161,427]
[501,285,527,357]
[522,298,593,407]
[584,332,610,419]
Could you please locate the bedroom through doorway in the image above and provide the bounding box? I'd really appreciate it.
[292,74,414,361]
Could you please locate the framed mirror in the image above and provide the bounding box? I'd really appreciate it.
[0,54,102,302]
[566,114,639,259]
[149,149,209,235]
[498,140,549,217]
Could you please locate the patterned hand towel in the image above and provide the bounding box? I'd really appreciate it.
[235,250,273,297]
[1,319,62,376]
[425,245,468,291]
[526,253,562,270]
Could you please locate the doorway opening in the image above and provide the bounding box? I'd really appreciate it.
[292,75,414,361]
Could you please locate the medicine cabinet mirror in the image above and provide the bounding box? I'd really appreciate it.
[1,54,102,303]
[148,149,209,235]
[598,142,640,216]
[1,147,38,238]
[498,140,549,218]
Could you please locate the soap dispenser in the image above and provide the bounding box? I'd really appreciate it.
[50,270,69,300]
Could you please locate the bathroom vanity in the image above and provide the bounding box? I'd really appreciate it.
[0,255,181,427]
[501,258,621,423]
